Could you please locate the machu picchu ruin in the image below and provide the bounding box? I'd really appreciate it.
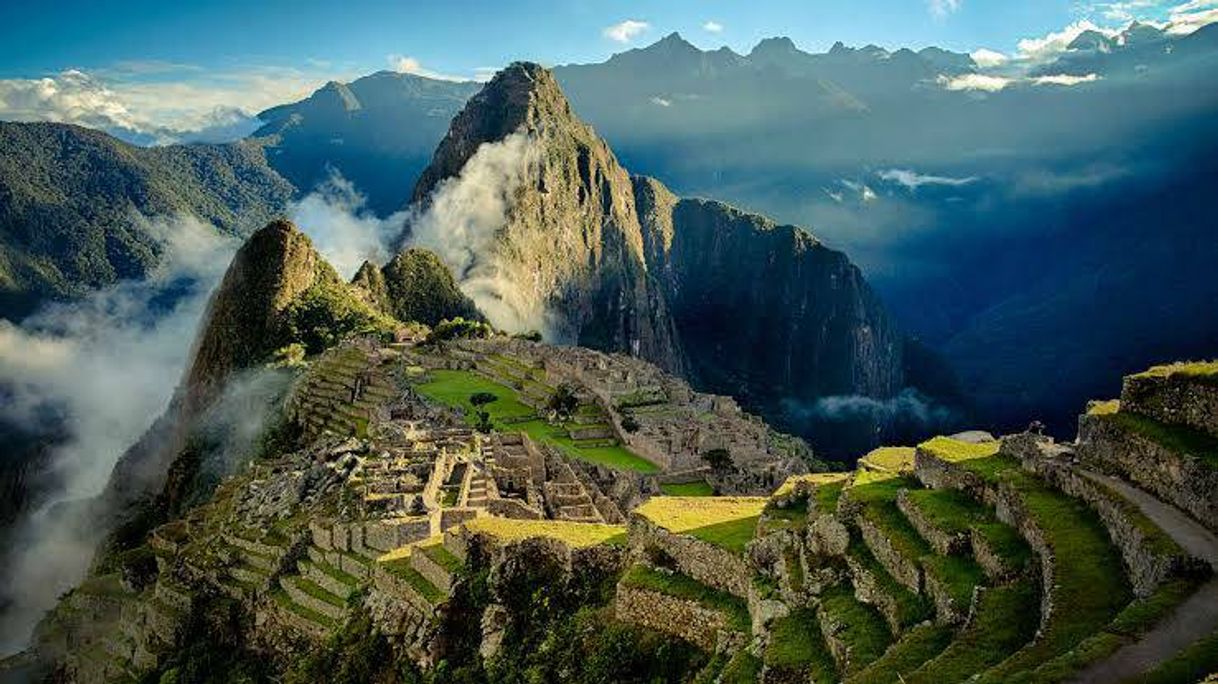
[15,298,1218,684]
[3,52,1218,684]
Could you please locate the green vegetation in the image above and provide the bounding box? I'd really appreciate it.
[289,577,345,608]
[860,446,916,474]
[620,565,751,633]
[414,369,659,472]
[419,542,464,575]
[425,316,494,343]
[918,451,1134,681]
[815,480,846,514]
[819,588,894,673]
[378,248,482,327]
[380,558,444,604]
[1131,628,1218,684]
[718,650,763,684]
[271,588,338,629]
[918,436,1001,463]
[1013,577,1205,683]
[636,497,768,555]
[464,517,627,548]
[1132,360,1218,381]
[1087,399,1120,416]
[906,581,1039,683]
[847,624,955,684]
[281,275,397,355]
[1099,410,1218,469]
[659,481,715,496]
[847,539,933,630]
[923,554,985,609]
[765,608,838,682]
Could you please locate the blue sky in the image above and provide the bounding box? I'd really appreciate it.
[1,0,1214,141]
[0,0,1200,77]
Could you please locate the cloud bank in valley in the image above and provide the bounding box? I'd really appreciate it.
[0,215,235,655]
[289,173,407,280]
[406,132,546,335]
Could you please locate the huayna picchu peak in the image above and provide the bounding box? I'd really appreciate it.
[403,62,913,456]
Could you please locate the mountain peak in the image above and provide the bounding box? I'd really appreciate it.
[411,61,572,202]
[750,36,800,57]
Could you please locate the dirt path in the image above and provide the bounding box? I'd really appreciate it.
[1074,470,1218,683]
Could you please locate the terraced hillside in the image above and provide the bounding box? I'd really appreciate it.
[14,353,1218,683]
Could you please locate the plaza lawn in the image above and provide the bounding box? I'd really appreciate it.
[636,496,767,555]
[414,369,659,473]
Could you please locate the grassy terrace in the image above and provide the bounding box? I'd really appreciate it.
[847,538,932,630]
[380,558,445,604]
[1097,409,1218,469]
[620,565,751,633]
[903,489,1033,573]
[660,481,715,496]
[1010,577,1205,684]
[418,541,463,574]
[414,369,659,472]
[859,446,916,474]
[764,608,838,682]
[917,437,1134,680]
[289,576,345,608]
[906,581,1040,683]
[271,588,337,629]
[1132,627,1218,684]
[819,588,894,673]
[846,623,955,684]
[305,557,360,588]
[815,480,846,515]
[463,517,627,548]
[635,497,768,555]
[1131,359,1218,382]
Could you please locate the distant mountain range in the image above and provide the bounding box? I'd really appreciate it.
[2,27,1217,444]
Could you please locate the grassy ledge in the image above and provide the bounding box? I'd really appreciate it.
[635,497,767,555]
[906,581,1039,683]
[765,607,838,682]
[463,517,627,548]
[620,565,751,633]
[819,587,894,673]
[846,623,955,684]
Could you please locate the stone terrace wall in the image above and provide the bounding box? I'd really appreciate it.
[628,516,753,598]
[1029,457,1203,596]
[614,585,733,652]
[1122,373,1218,438]
[1078,414,1218,534]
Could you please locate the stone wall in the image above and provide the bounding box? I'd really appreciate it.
[486,498,544,519]
[614,585,734,652]
[896,489,968,555]
[1078,414,1218,534]
[845,554,908,634]
[628,516,753,598]
[1029,457,1203,596]
[857,518,921,593]
[1122,373,1218,438]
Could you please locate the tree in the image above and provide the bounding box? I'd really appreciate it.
[702,448,734,474]
[547,384,580,421]
[470,392,498,408]
[620,414,640,434]
[475,410,493,434]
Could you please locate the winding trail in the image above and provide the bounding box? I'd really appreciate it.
[1074,470,1218,683]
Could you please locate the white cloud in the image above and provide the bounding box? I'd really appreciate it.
[650,96,672,107]
[407,132,549,335]
[386,54,470,82]
[878,169,979,190]
[703,20,724,33]
[1016,20,1120,63]
[0,214,236,654]
[0,64,349,146]
[289,172,407,279]
[929,0,963,19]
[1167,0,1218,33]
[937,73,1014,91]
[970,48,1010,68]
[1031,72,1102,85]
[604,19,651,43]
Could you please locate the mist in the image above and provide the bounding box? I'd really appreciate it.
[289,172,408,280]
[0,214,236,656]
[406,132,547,334]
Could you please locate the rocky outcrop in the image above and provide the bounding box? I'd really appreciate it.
[404,62,906,446]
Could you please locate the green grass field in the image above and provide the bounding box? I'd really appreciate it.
[414,369,659,472]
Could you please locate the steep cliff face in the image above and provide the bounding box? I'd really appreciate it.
[408,63,685,370]
[405,62,905,443]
